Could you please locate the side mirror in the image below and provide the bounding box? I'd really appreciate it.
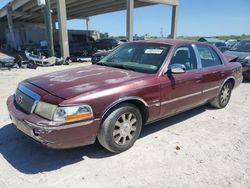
[169,64,186,74]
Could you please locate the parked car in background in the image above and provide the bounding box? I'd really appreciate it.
[224,39,250,79]
[198,37,227,52]
[69,42,95,57]
[213,42,228,52]
[7,40,242,153]
[30,41,95,58]
[226,39,237,48]
[94,38,119,50]
[91,50,111,64]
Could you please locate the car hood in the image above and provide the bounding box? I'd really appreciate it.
[224,50,250,61]
[26,65,149,99]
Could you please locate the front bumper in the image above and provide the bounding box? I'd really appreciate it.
[7,96,100,149]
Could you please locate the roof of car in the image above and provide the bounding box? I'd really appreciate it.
[132,39,209,46]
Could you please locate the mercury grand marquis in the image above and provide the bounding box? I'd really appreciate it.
[7,40,243,153]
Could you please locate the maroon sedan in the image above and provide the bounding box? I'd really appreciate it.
[7,40,243,153]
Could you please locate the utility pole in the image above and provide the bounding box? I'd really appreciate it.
[43,0,54,57]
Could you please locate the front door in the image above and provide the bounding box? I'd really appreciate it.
[160,45,203,117]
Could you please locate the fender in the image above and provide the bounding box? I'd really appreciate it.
[102,96,149,118]
[221,76,236,89]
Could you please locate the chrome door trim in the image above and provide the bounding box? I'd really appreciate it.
[161,91,202,105]
[203,86,220,93]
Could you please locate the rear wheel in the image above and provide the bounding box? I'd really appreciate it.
[97,103,142,153]
[210,82,232,108]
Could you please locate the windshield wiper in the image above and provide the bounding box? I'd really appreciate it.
[96,61,110,67]
[110,64,136,71]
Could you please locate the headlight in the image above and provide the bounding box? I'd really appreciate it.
[35,101,57,120]
[35,102,93,122]
[53,105,93,122]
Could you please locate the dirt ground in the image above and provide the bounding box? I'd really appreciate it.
[0,64,250,188]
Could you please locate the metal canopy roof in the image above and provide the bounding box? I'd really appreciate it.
[0,0,179,23]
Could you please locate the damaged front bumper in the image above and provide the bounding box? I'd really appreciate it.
[7,96,100,149]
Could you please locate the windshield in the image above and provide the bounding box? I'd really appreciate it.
[230,40,250,52]
[98,43,171,73]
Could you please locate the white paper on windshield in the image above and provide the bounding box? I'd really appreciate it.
[145,49,163,54]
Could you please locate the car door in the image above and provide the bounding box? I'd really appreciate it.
[195,45,224,102]
[160,44,203,117]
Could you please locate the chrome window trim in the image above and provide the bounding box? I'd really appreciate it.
[192,44,202,69]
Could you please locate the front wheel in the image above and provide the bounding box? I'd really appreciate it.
[209,82,232,108]
[97,103,142,153]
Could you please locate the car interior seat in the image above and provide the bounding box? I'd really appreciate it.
[170,50,191,70]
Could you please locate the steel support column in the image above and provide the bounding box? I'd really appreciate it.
[7,5,19,51]
[86,17,90,31]
[170,5,178,39]
[44,0,54,56]
[126,0,134,42]
[56,0,69,58]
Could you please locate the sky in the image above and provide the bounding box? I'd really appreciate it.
[0,0,250,37]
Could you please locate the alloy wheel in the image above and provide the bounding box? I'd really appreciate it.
[220,84,231,106]
[113,112,137,146]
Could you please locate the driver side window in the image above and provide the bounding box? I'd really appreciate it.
[169,45,197,71]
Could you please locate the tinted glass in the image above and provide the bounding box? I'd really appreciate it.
[169,45,198,71]
[99,43,171,74]
[197,45,222,68]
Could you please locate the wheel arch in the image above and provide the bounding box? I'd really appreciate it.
[101,97,149,125]
[223,76,235,89]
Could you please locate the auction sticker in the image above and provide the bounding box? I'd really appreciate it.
[145,49,163,54]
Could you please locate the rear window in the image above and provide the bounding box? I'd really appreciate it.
[196,45,222,68]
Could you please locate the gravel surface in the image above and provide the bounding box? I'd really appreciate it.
[0,64,250,188]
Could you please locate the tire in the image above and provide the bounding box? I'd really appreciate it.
[97,103,142,153]
[209,82,232,109]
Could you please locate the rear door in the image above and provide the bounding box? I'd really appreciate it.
[195,45,224,102]
[160,44,203,117]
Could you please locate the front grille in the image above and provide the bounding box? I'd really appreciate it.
[15,89,36,114]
